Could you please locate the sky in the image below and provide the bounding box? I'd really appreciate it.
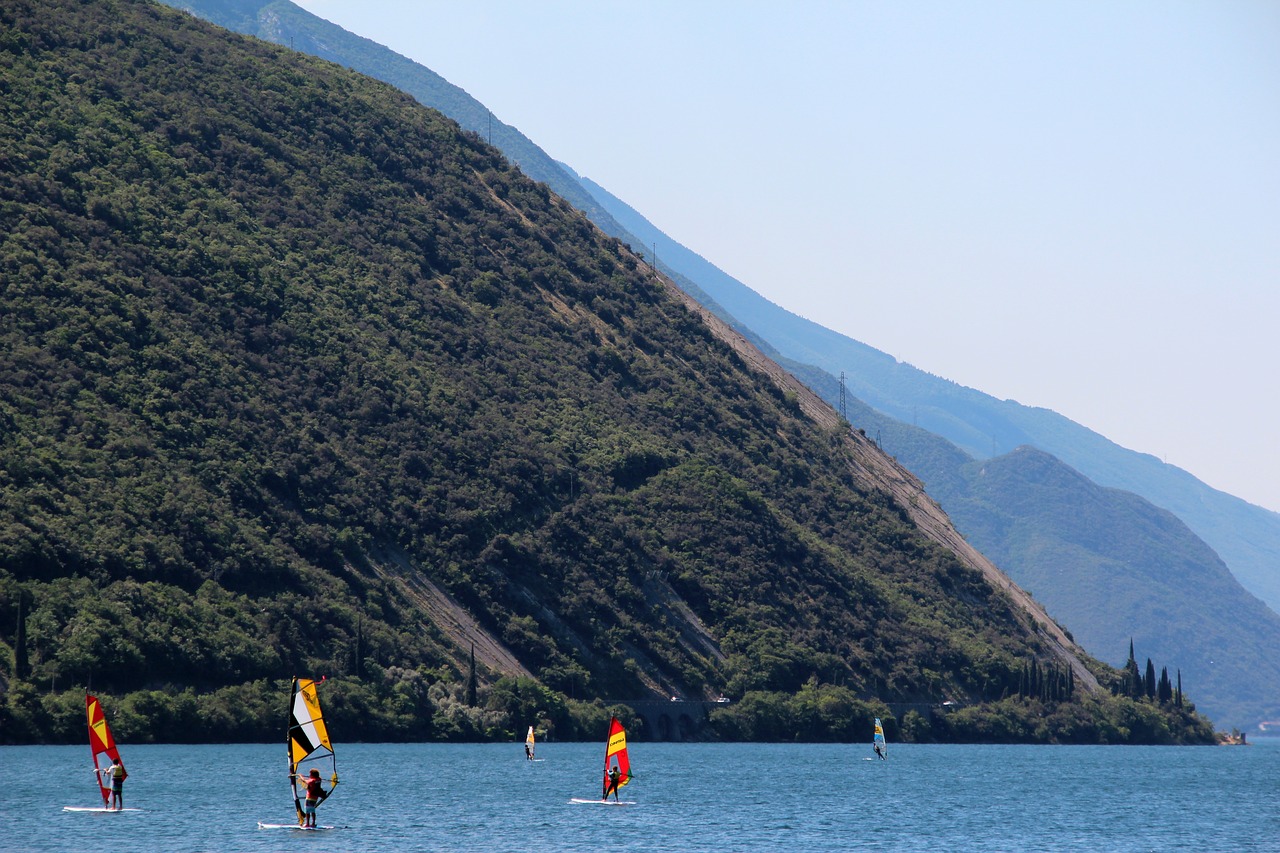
[293,0,1280,513]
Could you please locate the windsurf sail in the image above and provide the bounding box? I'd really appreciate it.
[526,725,536,760]
[86,694,125,808]
[873,717,887,759]
[288,677,338,826]
[601,716,631,798]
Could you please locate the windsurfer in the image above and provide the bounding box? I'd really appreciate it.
[107,756,126,809]
[525,743,533,760]
[300,768,326,827]
[602,763,622,801]
[874,742,885,760]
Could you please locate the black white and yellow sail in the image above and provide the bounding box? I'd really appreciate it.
[287,677,338,824]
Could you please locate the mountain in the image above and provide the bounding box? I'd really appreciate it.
[859,393,1280,730]
[574,173,1280,616]
[0,0,1215,745]
[164,0,766,339]
[937,446,1280,731]
[164,1,628,258]
[579,136,1280,734]
[160,0,1273,733]
[775,366,1280,730]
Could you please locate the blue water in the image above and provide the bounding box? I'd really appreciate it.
[5,741,1279,852]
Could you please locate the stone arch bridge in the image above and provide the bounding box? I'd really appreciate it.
[618,699,723,741]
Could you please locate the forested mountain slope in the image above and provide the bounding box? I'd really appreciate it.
[165,0,772,363]
[0,0,1209,745]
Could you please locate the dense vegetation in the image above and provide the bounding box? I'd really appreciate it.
[0,0,1212,745]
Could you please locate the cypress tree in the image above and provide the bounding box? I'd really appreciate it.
[1144,658,1157,699]
[1158,666,1173,703]
[14,593,29,680]
[353,615,363,680]
[1124,639,1142,698]
[1176,670,1183,708]
[1125,659,1142,698]
[466,643,478,707]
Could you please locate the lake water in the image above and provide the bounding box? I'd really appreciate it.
[4,740,1279,852]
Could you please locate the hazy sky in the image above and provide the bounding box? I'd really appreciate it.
[294,1,1280,513]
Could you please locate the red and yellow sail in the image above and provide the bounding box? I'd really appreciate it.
[601,716,631,797]
[86,694,124,808]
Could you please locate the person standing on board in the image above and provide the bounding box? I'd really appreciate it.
[874,741,886,760]
[602,763,622,802]
[300,768,327,827]
[107,756,126,810]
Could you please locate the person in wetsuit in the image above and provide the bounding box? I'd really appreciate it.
[602,763,622,802]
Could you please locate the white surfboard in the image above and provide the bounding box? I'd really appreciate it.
[62,806,141,813]
[568,797,635,806]
[258,821,336,831]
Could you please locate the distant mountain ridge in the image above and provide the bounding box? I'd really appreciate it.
[777,361,1280,729]
[941,446,1280,729]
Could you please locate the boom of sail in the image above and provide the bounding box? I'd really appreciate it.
[287,677,338,825]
